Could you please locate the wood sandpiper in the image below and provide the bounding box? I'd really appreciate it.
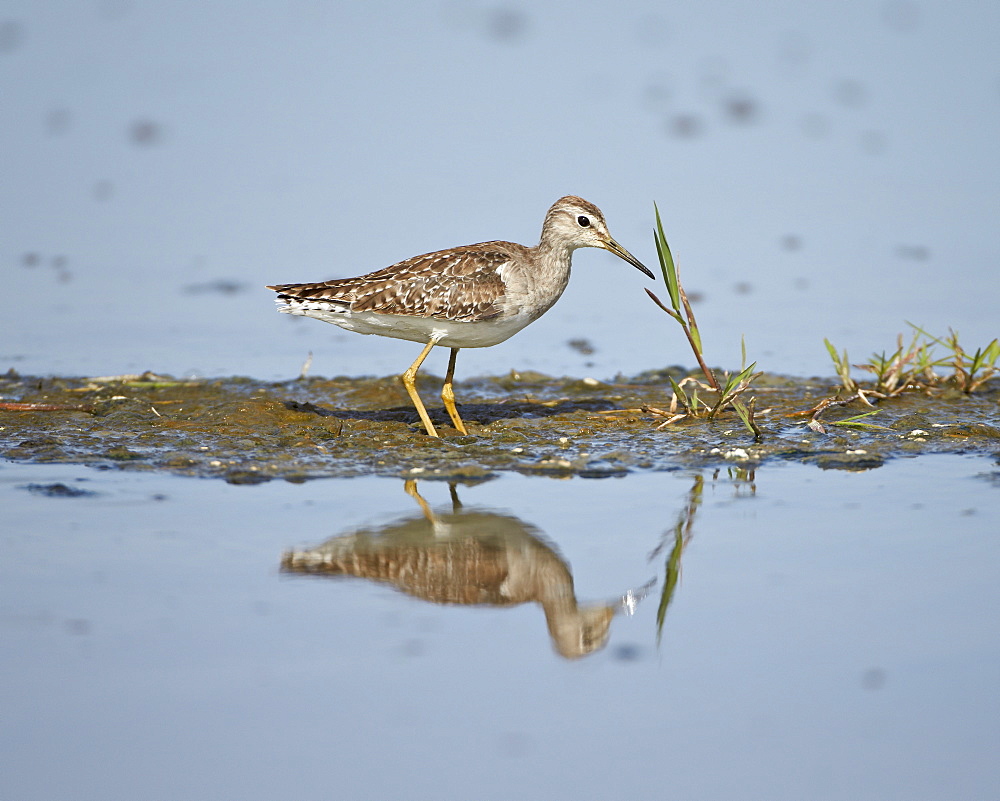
[267,195,653,437]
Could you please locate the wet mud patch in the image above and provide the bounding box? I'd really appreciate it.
[1,369,998,481]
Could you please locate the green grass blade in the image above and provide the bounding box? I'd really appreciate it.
[653,202,681,311]
[732,397,763,440]
[828,410,891,430]
[723,362,757,395]
[667,375,689,413]
[687,319,703,352]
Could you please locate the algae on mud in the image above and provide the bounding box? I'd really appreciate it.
[1,369,998,482]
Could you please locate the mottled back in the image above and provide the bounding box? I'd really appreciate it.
[268,241,529,322]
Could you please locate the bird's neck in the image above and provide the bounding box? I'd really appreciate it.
[506,239,574,323]
[533,237,576,278]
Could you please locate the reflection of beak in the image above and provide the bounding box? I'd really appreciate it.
[616,577,656,616]
[603,237,655,279]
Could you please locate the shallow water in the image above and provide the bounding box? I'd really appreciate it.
[3,2,1000,381]
[3,455,998,800]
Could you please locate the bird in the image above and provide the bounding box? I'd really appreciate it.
[267,195,653,437]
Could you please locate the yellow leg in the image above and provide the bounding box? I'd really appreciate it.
[441,348,468,435]
[401,340,439,437]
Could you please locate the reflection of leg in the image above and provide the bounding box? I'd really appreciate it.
[442,347,468,434]
[404,479,435,522]
[401,341,438,437]
[448,482,463,513]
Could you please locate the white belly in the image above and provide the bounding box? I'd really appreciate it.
[278,302,535,348]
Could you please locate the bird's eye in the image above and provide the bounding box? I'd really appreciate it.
[577,215,591,227]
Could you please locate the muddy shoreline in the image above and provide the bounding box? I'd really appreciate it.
[2,369,998,482]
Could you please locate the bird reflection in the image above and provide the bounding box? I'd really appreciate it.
[281,480,650,659]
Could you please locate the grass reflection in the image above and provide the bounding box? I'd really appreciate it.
[653,468,756,642]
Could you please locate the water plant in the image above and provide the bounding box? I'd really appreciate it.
[644,204,762,438]
[825,324,998,396]
[909,324,1000,393]
[799,325,998,431]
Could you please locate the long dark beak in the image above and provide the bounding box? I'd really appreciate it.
[604,237,654,279]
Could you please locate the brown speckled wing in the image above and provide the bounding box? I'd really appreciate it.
[268,241,519,322]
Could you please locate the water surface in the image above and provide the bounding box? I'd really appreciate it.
[3,455,998,800]
[3,1,998,380]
